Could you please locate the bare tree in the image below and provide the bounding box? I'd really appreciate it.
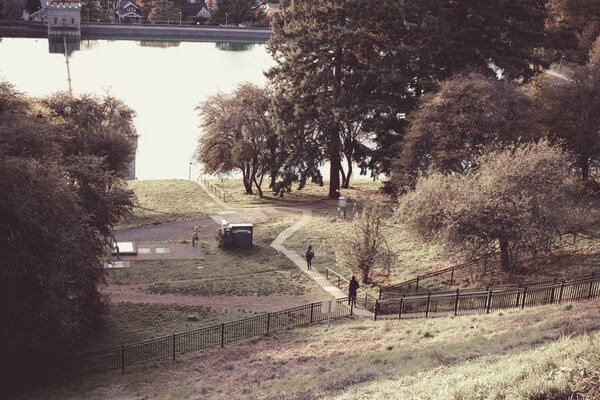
[327,202,395,284]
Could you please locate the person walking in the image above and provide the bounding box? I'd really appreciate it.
[192,225,200,247]
[348,276,359,306]
[305,245,314,270]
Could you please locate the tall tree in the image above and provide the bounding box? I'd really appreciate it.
[392,72,540,191]
[530,63,600,180]
[0,81,136,383]
[397,141,588,272]
[195,83,279,196]
[268,0,547,197]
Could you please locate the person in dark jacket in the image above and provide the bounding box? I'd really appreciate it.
[348,275,359,306]
[305,245,314,270]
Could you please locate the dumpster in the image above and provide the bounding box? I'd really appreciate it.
[217,220,253,248]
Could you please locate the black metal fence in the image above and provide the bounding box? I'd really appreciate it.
[374,273,600,320]
[58,298,351,378]
[378,257,497,300]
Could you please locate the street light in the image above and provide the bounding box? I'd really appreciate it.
[225,12,228,26]
[179,10,182,25]
[189,162,192,180]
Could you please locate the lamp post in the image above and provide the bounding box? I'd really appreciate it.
[179,10,182,25]
[225,12,228,26]
[189,162,192,180]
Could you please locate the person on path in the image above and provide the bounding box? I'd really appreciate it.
[192,226,200,247]
[348,275,360,306]
[305,245,314,270]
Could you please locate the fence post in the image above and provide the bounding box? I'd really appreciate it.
[350,301,353,316]
[450,267,455,286]
[374,300,379,321]
[451,289,459,316]
[550,278,557,304]
[310,303,314,323]
[267,313,271,333]
[398,296,404,319]
[172,334,176,362]
[326,269,329,280]
[486,290,492,314]
[521,287,528,309]
[425,292,431,317]
[338,276,340,288]
[588,273,595,300]
[415,276,419,292]
[558,280,565,303]
[121,345,125,372]
[515,288,521,308]
[221,323,225,348]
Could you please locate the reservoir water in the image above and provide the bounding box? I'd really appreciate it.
[0,37,274,180]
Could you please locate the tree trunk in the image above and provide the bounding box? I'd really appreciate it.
[253,174,264,197]
[580,157,590,181]
[360,266,369,284]
[329,44,343,199]
[339,160,346,189]
[499,238,511,272]
[342,154,352,189]
[241,166,253,194]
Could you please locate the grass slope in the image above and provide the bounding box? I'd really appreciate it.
[12,299,599,399]
[118,180,223,229]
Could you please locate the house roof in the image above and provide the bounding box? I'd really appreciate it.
[185,0,209,18]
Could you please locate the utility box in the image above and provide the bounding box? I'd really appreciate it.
[217,220,253,248]
[338,196,347,219]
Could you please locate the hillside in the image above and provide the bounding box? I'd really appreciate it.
[12,298,600,400]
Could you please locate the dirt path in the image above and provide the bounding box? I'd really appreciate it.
[101,285,331,313]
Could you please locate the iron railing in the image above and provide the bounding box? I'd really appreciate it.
[374,273,599,320]
[59,298,351,378]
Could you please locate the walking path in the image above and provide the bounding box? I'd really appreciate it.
[269,206,373,318]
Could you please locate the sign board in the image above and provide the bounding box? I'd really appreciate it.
[321,300,337,313]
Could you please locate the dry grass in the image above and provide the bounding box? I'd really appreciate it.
[11,299,600,400]
[117,179,223,229]
[207,178,387,208]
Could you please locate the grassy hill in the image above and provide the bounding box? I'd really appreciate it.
[11,298,600,399]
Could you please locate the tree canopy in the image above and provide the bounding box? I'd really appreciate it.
[148,0,181,23]
[195,83,279,196]
[530,61,600,181]
[0,81,136,382]
[397,141,588,273]
[267,0,547,197]
[391,72,540,191]
[210,0,260,25]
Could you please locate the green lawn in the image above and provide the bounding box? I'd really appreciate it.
[117,179,223,229]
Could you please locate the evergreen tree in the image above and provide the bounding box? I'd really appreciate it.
[25,0,40,13]
[268,0,546,197]
[211,0,259,25]
[148,0,180,24]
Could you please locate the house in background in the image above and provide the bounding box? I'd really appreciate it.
[185,0,210,23]
[114,0,142,23]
